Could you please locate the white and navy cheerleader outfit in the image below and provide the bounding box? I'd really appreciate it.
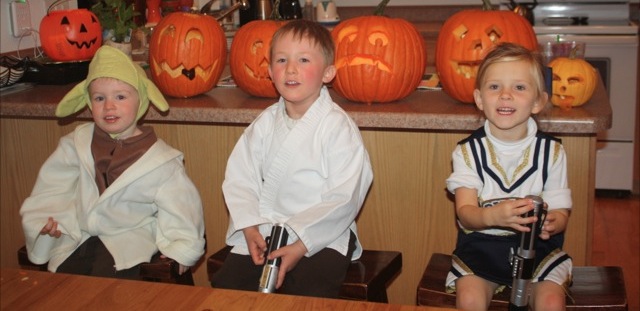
[445,118,573,293]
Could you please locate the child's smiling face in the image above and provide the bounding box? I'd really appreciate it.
[473,59,547,141]
[89,77,141,139]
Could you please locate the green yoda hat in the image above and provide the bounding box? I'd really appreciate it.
[55,45,169,121]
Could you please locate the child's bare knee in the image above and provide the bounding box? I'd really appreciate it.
[455,276,494,311]
[532,281,566,311]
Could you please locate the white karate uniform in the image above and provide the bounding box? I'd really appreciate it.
[222,87,373,260]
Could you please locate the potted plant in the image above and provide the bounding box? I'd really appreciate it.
[91,0,140,54]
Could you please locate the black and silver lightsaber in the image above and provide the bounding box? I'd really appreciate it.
[509,195,547,311]
[258,223,288,293]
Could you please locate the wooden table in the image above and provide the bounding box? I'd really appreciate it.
[0,268,451,311]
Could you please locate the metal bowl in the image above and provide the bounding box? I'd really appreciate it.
[0,56,27,88]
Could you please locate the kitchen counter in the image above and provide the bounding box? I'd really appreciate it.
[0,80,609,305]
[0,80,610,133]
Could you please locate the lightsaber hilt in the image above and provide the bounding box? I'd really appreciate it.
[509,195,547,311]
[258,223,288,293]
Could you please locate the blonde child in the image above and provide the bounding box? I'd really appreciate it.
[446,42,572,311]
[21,46,205,279]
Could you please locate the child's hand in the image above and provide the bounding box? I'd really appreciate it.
[539,209,570,240]
[487,198,538,232]
[159,254,191,275]
[243,226,267,265]
[39,217,62,238]
[177,264,190,275]
[269,240,307,289]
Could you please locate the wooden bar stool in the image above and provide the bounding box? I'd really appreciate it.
[18,245,195,285]
[207,245,402,302]
[417,252,628,310]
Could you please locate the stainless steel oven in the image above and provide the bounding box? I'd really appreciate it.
[501,0,639,193]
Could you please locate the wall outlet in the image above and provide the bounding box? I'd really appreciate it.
[9,1,32,38]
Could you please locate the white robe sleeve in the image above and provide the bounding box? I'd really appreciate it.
[223,109,274,246]
[20,132,83,265]
[286,120,372,256]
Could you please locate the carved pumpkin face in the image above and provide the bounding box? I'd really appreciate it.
[331,16,426,104]
[230,20,286,98]
[149,12,227,98]
[39,9,102,62]
[436,9,538,103]
[548,57,597,109]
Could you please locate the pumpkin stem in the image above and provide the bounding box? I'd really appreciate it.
[374,0,390,16]
[481,0,494,11]
[271,0,284,20]
[48,0,67,14]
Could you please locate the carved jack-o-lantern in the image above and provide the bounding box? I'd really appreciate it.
[230,20,286,98]
[39,9,102,62]
[548,56,597,109]
[149,12,227,98]
[331,15,426,104]
[435,1,538,103]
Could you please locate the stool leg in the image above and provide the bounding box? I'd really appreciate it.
[369,290,389,303]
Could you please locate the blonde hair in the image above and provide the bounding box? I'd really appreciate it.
[475,42,547,99]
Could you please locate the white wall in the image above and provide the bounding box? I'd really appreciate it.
[1,0,77,54]
[2,0,639,54]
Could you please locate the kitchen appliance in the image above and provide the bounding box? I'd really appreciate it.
[501,0,639,193]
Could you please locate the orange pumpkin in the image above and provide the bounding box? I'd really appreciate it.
[548,56,597,109]
[39,9,102,62]
[435,0,538,103]
[149,12,227,98]
[331,15,426,104]
[230,20,286,98]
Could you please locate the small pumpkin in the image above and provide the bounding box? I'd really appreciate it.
[230,19,286,98]
[149,12,227,98]
[435,0,538,103]
[548,54,597,109]
[330,0,426,104]
[39,9,102,62]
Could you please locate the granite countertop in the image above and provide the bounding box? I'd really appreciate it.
[0,77,610,134]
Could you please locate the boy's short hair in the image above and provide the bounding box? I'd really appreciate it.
[475,42,547,98]
[270,20,335,66]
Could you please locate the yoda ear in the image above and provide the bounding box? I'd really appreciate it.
[143,77,169,112]
[55,80,90,117]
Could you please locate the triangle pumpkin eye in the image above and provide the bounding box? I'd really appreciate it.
[39,9,102,61]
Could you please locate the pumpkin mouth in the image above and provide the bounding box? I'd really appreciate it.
[450,60,481,79]
[552,94,575,106]
[66,38,98,49]
[151,58,219,81]
[243,59,270,79]
[335,55,392,73]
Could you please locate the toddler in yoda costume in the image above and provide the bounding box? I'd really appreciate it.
[20,45,205,280]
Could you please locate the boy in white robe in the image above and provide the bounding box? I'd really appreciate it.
[212,20,373,298]
[20,46,205,280]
